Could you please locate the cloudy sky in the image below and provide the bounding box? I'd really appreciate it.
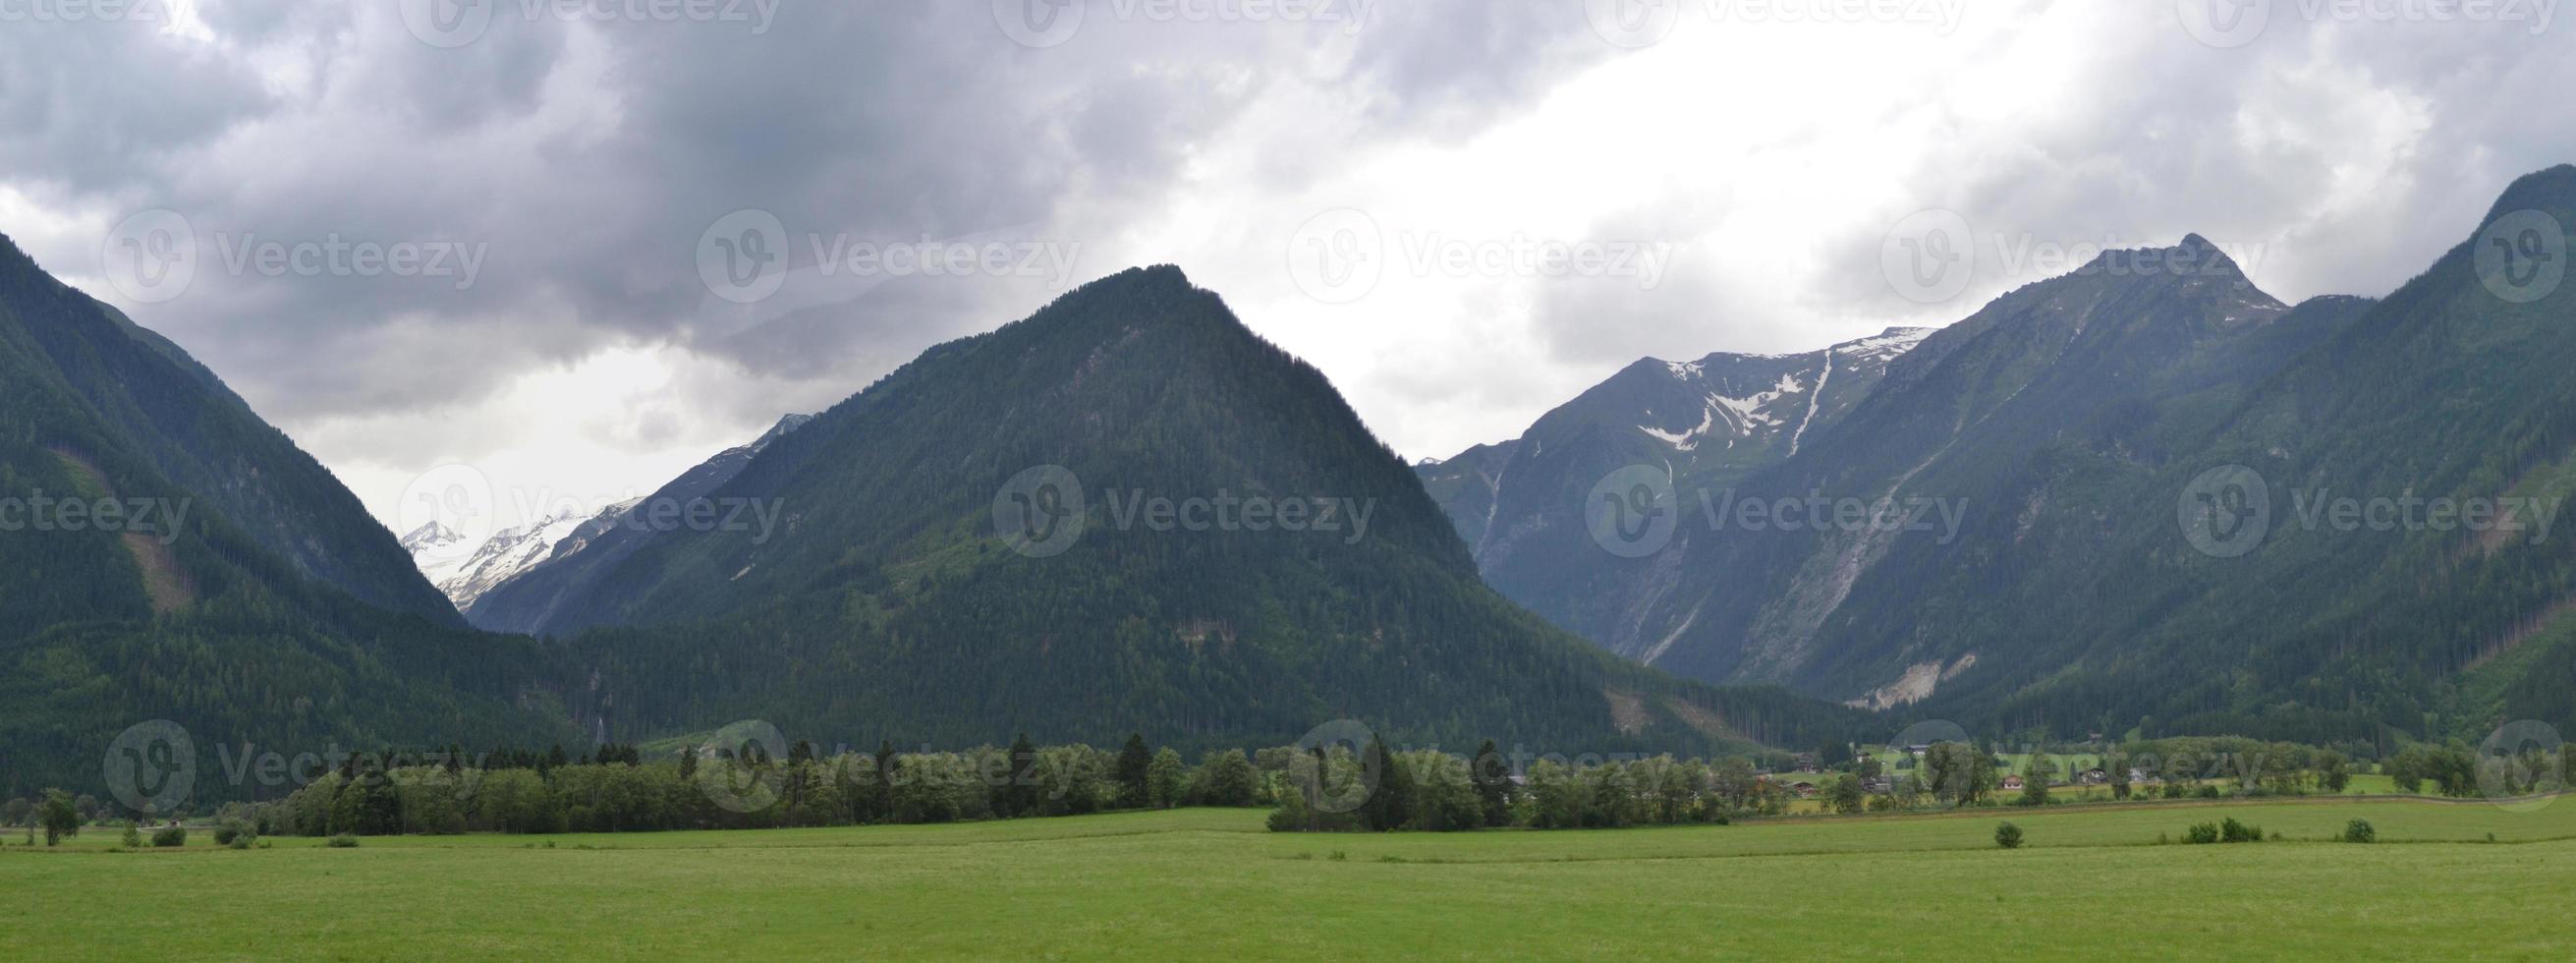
[5,0,2569,538]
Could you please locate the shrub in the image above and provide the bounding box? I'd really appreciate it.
[2197,785,2222,799]
[227,834,253,850]
[2185,821,2220,844]
[2219,818,2261,843]
[326,833,361,848]
[212,820,250,846]
[121,824,142,848]
[150,824,187,848]
[1993,821,2024,849]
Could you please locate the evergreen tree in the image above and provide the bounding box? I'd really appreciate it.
[1359,737,1414,831]
[871,740,898,823]
[1116,734,1153,809]
[1469,739,1513,827]
[1001,733,1040,818]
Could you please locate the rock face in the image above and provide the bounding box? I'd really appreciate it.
[1421,167,2576,743]
[1416,326,1936,660]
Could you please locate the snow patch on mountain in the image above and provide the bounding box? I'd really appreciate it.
[431,413,817,618]
[1710,371,1805,430]
[1639,370,1812,450]
[1639,402,1719,450]
[1833,326,1936,365]
[400,522,474,591]
[409,508,593,612]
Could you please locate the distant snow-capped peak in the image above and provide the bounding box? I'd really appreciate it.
[406,413,818,612]
[1633,327,1936,453]
[411,507,592,612]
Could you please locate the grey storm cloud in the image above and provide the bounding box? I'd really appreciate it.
[9,1,2574,499]
[0,0,1612,425]
[1794,8,2576,326]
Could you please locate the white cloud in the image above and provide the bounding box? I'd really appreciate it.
[2,2,2567,526]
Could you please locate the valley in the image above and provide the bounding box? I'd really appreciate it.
[11,798,2573,959]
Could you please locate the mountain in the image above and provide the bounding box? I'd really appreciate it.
[407,508,591,613]
[1459,167,2576,746]
[515,266,1863,752]
[0,233,577,798]
[1649,234,2359,692]
[463,414,812,634]
[1414,327,1936,653]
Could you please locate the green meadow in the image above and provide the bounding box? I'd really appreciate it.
[8,797,2575,960]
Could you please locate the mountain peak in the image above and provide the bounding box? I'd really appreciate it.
[752,413,814,450]
[400,520,463,549]
[2483,164,2576,225]
[2071,232,2249,285]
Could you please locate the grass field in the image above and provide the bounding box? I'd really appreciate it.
[8,796,2576,959]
